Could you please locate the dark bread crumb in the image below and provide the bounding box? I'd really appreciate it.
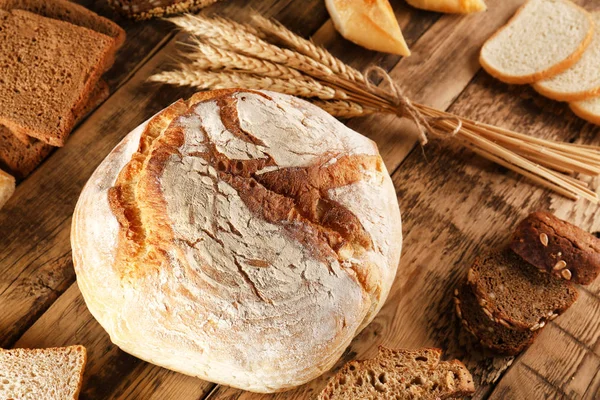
[511,211,600,285]
[468,249,578,331]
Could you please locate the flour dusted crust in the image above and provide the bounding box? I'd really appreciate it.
[71,89,402,392]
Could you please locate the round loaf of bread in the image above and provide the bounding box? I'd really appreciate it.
[71,89,402,392]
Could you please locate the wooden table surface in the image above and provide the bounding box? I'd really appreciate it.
[2,0,600,398]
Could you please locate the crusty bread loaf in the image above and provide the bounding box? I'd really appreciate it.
[0,345,87,400]
[570,95,600,125]
[406,0,486,14]
[455,285,538,355]
[468,249,578,331]
[0,9,114,146]
[108,0,219,20]
[0,0,125,50]
[0,168,15,210]
[534,12,600,101]
[71,89,403,393]
[511,211,600,285]
[317,347,474,399]
[325,0,410,56]
[480,0,594,84]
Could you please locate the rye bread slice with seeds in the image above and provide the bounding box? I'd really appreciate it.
[455,285,539,355]
[0,9,114,147]
[317,347,474,400]
[511,211,600,285]
[468,249,578,331]
[0,0,125,50]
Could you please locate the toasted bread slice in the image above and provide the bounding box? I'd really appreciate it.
[480,0,594,84]
[534,12,600,101]
[570,94,600,125]
[0,346,87,400]
[406,0,486,14]
[325,0,410,56]
[318,347,474,399]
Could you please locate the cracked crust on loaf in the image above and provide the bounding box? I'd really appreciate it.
[71,89,402,393]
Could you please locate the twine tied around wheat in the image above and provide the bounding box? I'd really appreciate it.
[150,13,600,203]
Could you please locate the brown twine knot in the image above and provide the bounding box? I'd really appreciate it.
[364,66,462,146]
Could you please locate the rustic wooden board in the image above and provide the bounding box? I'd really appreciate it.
[2,0,600,399]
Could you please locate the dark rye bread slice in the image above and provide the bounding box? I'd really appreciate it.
[0,0,125,50]
[108,0,219,20]
[317,347,474,400]
[455,285,538,355]
[0,80,109,178]
[0,9,114,147]
[511,211,600,285]
[468,249,578,331]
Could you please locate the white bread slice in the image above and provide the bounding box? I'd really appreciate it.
[0,346,87,400]
[570,96,600,125]
[0,168,15,210]
[406,0,486,14]
[480,0,594,84]
[325,0,410,56]
[534,12,600,101]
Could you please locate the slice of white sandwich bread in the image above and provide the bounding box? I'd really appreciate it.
[0,168,15,210]
[480,0,594,84]
[571,95,600,125]
[534,12,600,101]
[0,346,87,400]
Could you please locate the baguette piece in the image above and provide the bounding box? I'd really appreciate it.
[0,0,125,50]
[0,168,15,209]
[468,249,578,331]
[108,0,219,20]
[570,95,600,125]
[534,13,600,101]
[455,285,538,355]
[318,347,474,399]
[406,0,486,14]
[325,0,410,56]
[511,211,600,285]
[0,345,87,400]
[480,0,594,84]
[0,9,114,146]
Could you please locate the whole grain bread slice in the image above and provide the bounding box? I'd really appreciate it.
[0,345,87,400]
[0,0,125,49]
[570,95,600,125]
[317,347,474,399]
[480,0,594,84]
[511,211,600,285]
[0,9,114,146]
[455,285,538,355]
[468,249,578,331]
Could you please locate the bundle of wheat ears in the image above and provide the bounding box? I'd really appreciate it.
[150,13,600,203]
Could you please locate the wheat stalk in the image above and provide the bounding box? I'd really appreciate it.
[151,14,600,203]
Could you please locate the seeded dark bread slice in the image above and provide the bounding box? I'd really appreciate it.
[107,0,219,20]
[0,80,109,178]
[511,211,600,285]
[0,345,87,400]
[0,0,125,50]
[468,249,578,331]
[0,9,114,146]
[455,285,539,355]
[317,346,475,400]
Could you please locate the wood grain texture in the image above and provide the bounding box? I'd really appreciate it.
[2,0,600,399]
